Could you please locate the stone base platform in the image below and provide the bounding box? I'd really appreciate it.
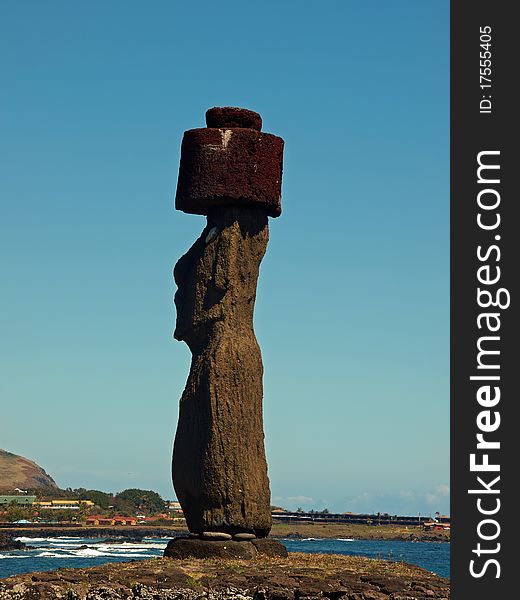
[164,536,288,559]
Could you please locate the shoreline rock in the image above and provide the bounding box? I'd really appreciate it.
[0,553,450,599]
[0,525,450,544]
[0,526,184,541]
[0,534,26,551]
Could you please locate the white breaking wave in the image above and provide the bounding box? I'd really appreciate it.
[37,552,76,558]
[49,542,86,547]
[336,538,355,541]
[94,546,147,553]
[34,548,156,559]
[95,543,166,550]
[6,537,164,564]
[75,548,107,557]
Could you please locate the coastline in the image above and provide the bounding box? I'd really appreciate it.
[271,522,450,543]
[0,552,450,599]
[0,522,450,544]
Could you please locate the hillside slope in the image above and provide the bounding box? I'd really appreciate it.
[0,449,58,491]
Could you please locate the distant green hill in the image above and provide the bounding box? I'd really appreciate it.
[0,449,58,491]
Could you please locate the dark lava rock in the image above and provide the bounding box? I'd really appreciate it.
[0,553,451,599]
[251,538,288,557]
[0,533,26,551]
[102,536,144,543]
[206,106,263,131]
[0,526,183,541]
[164,537,257,559]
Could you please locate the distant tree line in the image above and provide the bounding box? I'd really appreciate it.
[67,487,167,515]
[1,487,168,522]
[296,507,330,514]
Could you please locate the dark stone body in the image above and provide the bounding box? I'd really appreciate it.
[172,206,272,537]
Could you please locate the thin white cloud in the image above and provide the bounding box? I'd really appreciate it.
[272,495,315,509]
[338,484,450,515]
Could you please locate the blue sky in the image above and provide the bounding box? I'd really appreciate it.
[0,1,449,516]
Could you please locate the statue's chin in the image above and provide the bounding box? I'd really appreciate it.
[174,321,202,346]
[173,325,186,342]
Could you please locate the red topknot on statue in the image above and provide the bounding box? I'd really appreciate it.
[175,107,284,218]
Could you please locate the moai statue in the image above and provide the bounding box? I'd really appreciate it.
[168,107,284,549]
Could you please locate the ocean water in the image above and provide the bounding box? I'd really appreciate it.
[282,538,449,578]
[0,536,450,580]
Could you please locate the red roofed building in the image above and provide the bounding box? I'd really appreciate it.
[113,516,137,525]
[85,516,114,526]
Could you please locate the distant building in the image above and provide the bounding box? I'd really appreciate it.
[140,513,172,522]
[0,495,36,507]
[85,515,114,526]
[113,516,137,525]
[33,499,94,510]
[85,515,137,526]
[271,510,448,527]
[423,521,450,531]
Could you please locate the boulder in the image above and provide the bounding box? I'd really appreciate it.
[201,531,232,540]
[252,538,289,557]
[0,533,26,551]
[233,533,257,541]
[164,537,257,559]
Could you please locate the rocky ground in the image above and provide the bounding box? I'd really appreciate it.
[0,552,450,599]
